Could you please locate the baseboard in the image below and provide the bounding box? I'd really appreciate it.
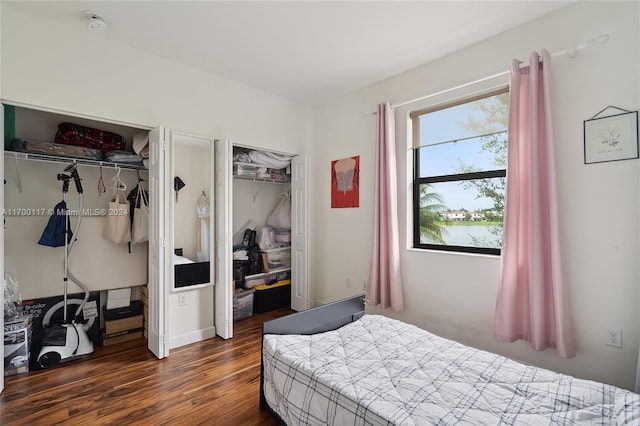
[311,299,327,308]
[168,326,217,350]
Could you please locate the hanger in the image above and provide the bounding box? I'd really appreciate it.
[97,165,106,195]
[136,169,148,183]
[107,166,127,191]
[199,191,209,206]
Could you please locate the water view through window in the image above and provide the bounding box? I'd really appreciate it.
[412,89,508,254]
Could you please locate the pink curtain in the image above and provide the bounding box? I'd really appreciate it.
[494,50,575,358]
[367,102,404,311]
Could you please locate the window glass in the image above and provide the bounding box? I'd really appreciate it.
[417,137,502,177]
[412,88,508,255]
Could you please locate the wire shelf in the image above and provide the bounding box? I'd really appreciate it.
[4,150,146,170]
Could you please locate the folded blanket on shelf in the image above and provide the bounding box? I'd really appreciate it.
[10,138,103,161]
[55,122,126,154]
[105,150,143,164]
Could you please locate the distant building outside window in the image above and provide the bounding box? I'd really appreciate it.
[411,87,508,255]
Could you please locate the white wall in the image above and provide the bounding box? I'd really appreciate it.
[1,3,311,345]
[233,179,290,244]
[311,1,640,390]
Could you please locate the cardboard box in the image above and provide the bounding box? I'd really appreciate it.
[142,285,148,335]
[103,300,144,321]
[105,314,144,335]
[103,330,144,346]
[21,292,101,367]
[4,315,33,376]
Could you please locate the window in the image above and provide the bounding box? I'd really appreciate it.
[411,87,508,255]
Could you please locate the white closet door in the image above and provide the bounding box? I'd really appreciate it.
[0,104,5,388]
[291,154,310,311]
[214,139,233,339]
[148,126,170,358]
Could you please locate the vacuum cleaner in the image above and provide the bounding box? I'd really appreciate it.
[37,164,95,368]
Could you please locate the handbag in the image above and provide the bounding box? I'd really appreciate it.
[267,192,291,230]
[131,182,149,244]
[103,186,131,244]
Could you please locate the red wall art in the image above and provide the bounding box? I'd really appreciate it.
[331,156,359,208]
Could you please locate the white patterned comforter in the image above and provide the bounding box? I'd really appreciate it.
[263,315,640,425]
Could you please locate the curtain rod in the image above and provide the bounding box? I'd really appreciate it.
[361,33,609,116]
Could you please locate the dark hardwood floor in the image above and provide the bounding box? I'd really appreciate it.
[0,308,293,425]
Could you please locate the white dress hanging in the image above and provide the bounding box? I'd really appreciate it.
[195,193,210,262]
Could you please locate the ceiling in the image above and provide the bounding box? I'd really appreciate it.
[10,1,574,105]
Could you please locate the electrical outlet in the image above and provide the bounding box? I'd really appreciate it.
[179,293,187,306]
[362,281,368,291]
[345,278,351,288]
[606,328,622,348]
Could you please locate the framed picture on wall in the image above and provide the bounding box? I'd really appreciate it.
[584,110,638,164]
[331,156,360,208]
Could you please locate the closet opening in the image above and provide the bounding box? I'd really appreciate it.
[217,142,309,337]
[3,103,153,378]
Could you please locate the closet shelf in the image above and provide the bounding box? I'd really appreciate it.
[233,174,290,184]
[4,150,146,170]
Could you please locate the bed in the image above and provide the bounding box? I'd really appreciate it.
[260,295,640,425]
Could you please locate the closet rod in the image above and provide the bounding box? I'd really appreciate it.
[5,151,146,171]
[361,33,609,116]
[6,152,146,192]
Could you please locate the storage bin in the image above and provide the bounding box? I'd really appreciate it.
[233,162,270,179]
[261,246,291,272]
[244,269,291,289]
[253,281,291,313]
[233,288,255,321]
[4,315,33,376]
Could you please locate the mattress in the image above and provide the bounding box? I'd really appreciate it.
[263,315,640,425]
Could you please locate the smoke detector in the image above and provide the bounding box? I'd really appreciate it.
[83,10,108,33]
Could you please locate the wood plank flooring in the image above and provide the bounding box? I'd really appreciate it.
[0,308,292,425]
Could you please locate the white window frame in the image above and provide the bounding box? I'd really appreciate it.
[410,86,509,256]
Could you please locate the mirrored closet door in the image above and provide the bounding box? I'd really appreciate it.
[170,132,215,291]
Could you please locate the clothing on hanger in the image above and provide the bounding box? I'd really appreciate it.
[196,191,210,262]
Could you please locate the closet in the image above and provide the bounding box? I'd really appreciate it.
[0,101,306,389]
[214,140,309,339]
[1,101,171,385]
